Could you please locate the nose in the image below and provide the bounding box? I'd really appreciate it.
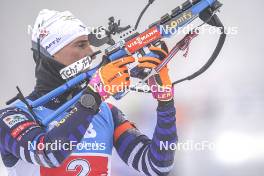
[86,45,94,57]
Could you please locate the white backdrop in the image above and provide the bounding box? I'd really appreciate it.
[0,0,264,176]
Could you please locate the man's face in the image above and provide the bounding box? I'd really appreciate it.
[53,35,93,66]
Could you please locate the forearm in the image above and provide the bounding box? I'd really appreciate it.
[114,100,177,176]
[0,103,95,168]
[147,100,177,175]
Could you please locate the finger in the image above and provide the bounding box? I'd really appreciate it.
[112,76,130,84]
[138,57,161,65]
[114,68,129,76]
[154,74,163,86]
[118,66,129,73]
[159,66,169,73]
[149,46,168,56]
[160,40,169,53]
[110,72,129,82]
[111,76,130,88]
[120,73,129,78]
[149,46,168,61]
[113,56,135,67]
[137,62,157,69]
[159,67,172,86]
[105,69,125,83]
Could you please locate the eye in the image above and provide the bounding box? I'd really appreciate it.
[78,43,87,48]
[77,41,89,49]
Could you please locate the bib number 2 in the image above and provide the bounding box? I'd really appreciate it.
[67,159,91,176]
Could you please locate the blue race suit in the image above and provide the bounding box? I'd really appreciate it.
[0,51,177,176]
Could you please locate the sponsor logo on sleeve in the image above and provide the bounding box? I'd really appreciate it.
[3,114,28,128]
[11,121,38,138]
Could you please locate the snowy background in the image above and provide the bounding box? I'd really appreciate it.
[0,0,264,175]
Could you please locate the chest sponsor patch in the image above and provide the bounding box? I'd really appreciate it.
[3,114,28,128]
[84,123,97,139]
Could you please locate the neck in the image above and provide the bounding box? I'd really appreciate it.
[29,51,80,109]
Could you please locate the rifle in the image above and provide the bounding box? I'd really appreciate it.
[6,0,226,127]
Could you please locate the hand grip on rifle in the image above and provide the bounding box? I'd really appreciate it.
[130,41,168,79]
[88,56,135,100]
[137,45,174,101]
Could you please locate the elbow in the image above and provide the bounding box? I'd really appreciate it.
[160,168,174,176]
[44,151,68,168]
[39,150,68,168]
[145,159,175,176]
[159,172,171,176]
[152,157,175,176]
[49,160,63,168]
[156,164,175,176]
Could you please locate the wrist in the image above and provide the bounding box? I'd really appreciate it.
[158,99,174,107]
[157,99,175,114]
[153,85,174,101]
[88,71,110,100]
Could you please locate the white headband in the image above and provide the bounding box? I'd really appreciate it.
[32,9,89,56]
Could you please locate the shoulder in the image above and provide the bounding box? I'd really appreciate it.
[106,103,127,125]
[0,107,25,119]
[0,106,35,129]
[105,103,137,130]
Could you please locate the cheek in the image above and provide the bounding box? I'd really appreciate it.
[66,49,83,61]
[75,47,90,57]
[59,49,81,65]
[56,47,94,65]
[77,47,94,59]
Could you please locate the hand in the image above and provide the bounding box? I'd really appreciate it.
[88,56,135,100]
[137,43,174,102]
